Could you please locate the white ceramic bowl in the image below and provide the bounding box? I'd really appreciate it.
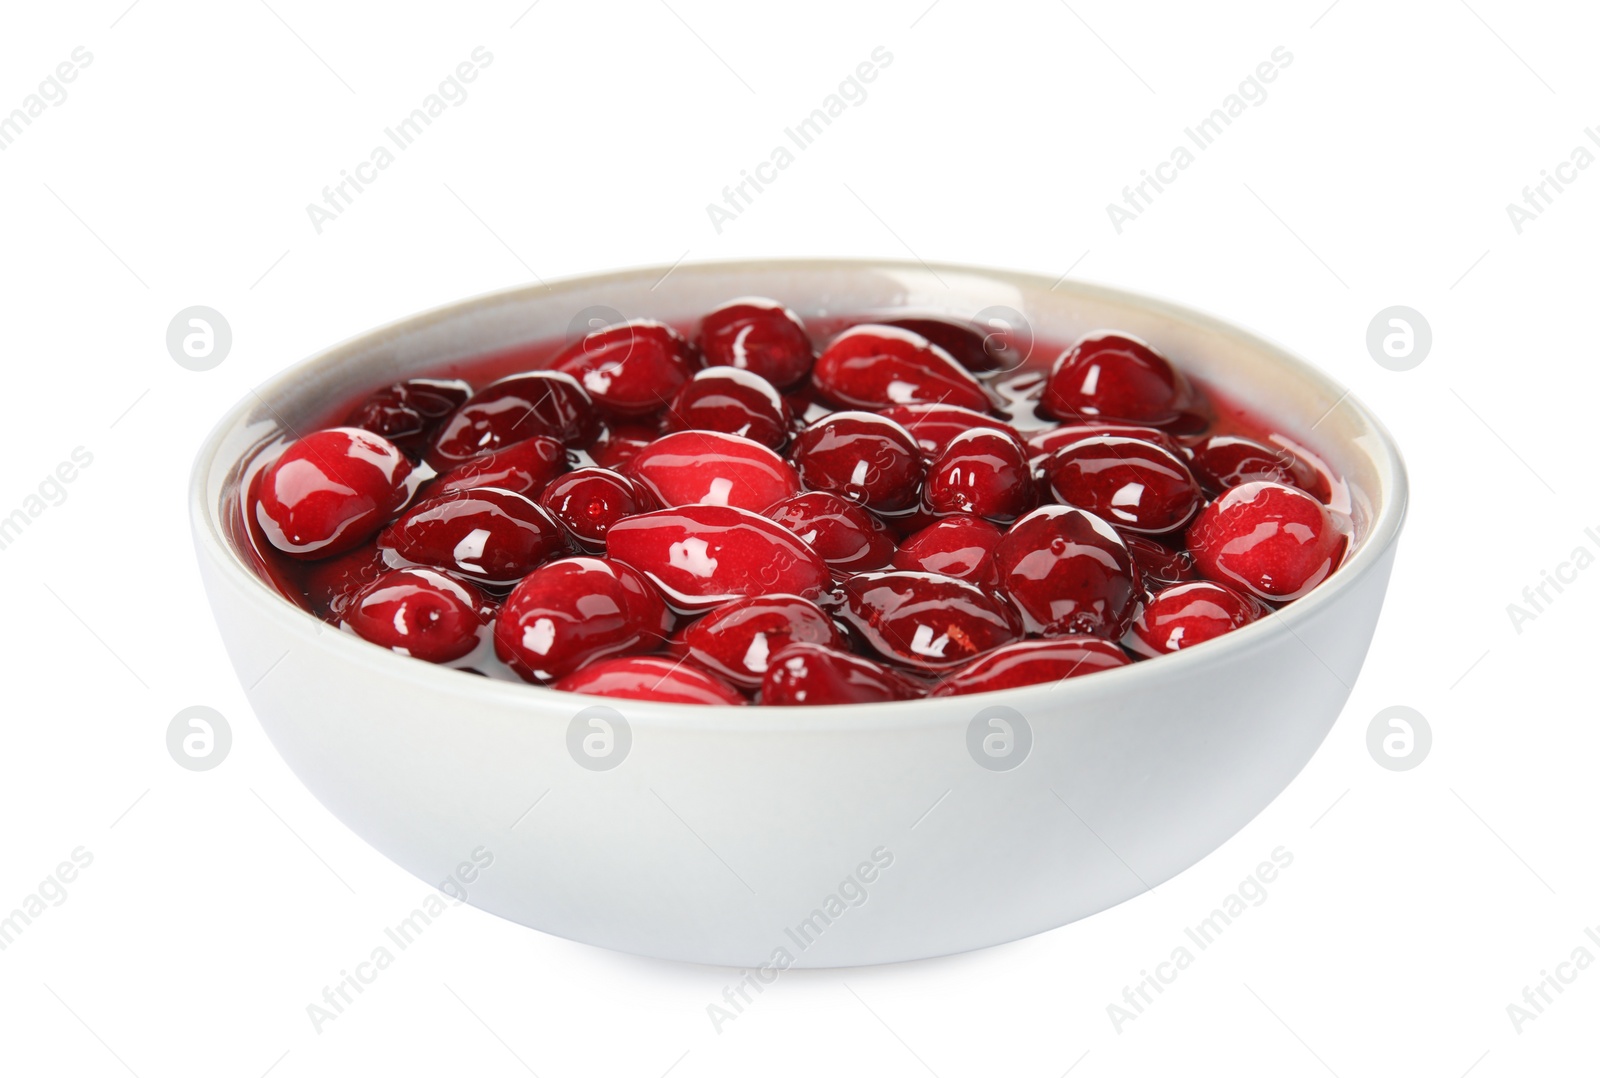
[190,260,1406,968]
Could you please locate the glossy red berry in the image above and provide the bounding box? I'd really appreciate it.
[994,505,1138,638]
[427,371,596,472]
[255,427,414,559]
[538,467,656,552]
[1024,422,1183,462]
[930,637,1129,695]
[790,412,925,513]
[764,491,896,572]
[301,542,390,619]
[429,436,567,499]
[1043,434,1202,535]
[783,388,821,428]
[892,516,1003,586]
[1187,434,1328,501]
[812,325,992,412]
[347,377,471,448]
[665,367,791,448]
[493,557,671,682]
[1186,481,1347,601]
[1166,410,1213,437]
[837,570,1023,672]
[877,403,1022,457]
[379,486,566,588]
[606,504,832,611]
[370,377,471,417]
[554,656,746,705]
[1039,333,1188,425]
[344,567,491,664]
[589,422,659,470]
[678,594,844,689]
[1127,581,1266,658]
[1123,534,1197,591]
[759,642,923,705]
[695,298,815,388]
[622,429,800,514]
[551,320,694,417]
[883,317,1009,372]
[925,428,1035,521]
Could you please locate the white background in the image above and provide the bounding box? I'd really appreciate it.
[1,0,1596,1074]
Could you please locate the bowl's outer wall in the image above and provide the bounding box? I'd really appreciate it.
[198,538,1394,967]
[192,261,1405,967]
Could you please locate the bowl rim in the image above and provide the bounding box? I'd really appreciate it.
[190,256,1408,730]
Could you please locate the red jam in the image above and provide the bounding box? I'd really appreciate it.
[244,305,1351,702]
